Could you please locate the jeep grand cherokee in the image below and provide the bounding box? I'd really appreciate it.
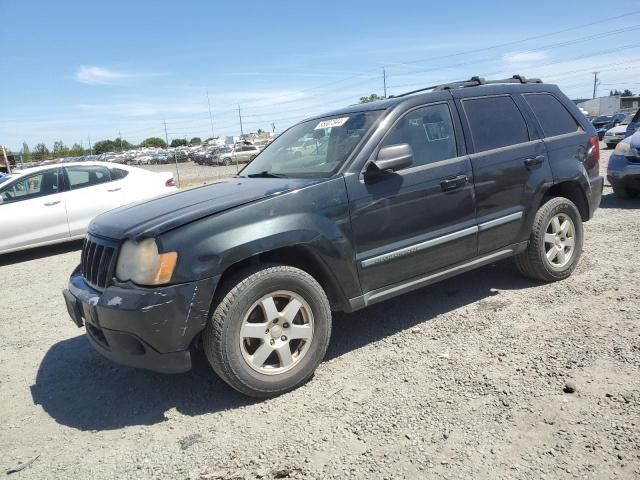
[63,75,603,397]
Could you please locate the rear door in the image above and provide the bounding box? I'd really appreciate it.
[346,100,477,293]
[63,165,126,236]
[454,92,553,254]
[521,92,589,185]
[0,168,69,252]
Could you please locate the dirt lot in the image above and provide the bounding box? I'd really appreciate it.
[0,147,638,479]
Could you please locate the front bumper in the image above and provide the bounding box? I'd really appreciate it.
[603,135,625,145]
[63,266,219,373]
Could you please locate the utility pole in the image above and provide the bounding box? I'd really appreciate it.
[118,129,123,152]
[383,67,387,98]
[87,136,92,155]
[238,104,244,137]
[206,89,215,140]
[164,120,181,188]
[592,72,599,99]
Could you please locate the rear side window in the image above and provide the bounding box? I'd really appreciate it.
[463,96,529,152]
[111,168,129,180]
[524,94,582,137]
[66,166,112,190]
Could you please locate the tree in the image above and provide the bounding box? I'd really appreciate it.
[93,139,117,155]
[113,137,134,151]
[189,137,202,145]
[141,137,167,148]
[256,128,264,135]
[610,89,634,96]
[359,93,385,104]
[170,138,187,147]
[69,143,86,156]
[52,140,69,158]
[32,143,50,161]
[21,142,32,162]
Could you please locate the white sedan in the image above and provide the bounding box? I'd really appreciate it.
[0,162,177,254]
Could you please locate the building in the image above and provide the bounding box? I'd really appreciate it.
[577,95,640,117]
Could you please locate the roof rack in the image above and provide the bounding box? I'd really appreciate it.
[389,75,543,98]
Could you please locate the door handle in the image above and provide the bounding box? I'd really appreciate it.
[524,156,545,168]
[107,187,122,192]
[43,200,61,206]
[440,175,468,192]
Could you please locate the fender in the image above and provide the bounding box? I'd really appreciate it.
[159,177,363,302]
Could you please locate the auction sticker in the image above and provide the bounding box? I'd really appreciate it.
[314,117,349,130]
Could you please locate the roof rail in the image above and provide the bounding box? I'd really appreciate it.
[389,75,543,98]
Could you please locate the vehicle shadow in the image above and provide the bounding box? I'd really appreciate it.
[0,240,83,267]
[598,192,640,210]
[31,260,538,431]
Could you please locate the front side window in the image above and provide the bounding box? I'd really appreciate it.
[524,93,582,137]
[463,96,529,152]
[0,169,61,204]
[241,111,383,178]
[380,103,457,168]
[66,166,112,190]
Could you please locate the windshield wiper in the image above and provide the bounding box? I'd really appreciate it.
[246,171,288,178]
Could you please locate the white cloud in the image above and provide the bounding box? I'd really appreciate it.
[75,65,161,85]
[503,51,547,64]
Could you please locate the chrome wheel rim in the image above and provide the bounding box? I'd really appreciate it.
[543,213,576,268]
[239,290,314,375]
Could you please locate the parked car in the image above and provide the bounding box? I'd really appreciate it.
[625,108,640,138]
[592,113,626,140]
[0,162,177,254]
[607,131,640,198]
[603,113,634,148]
[217,144,259,165]
[204,146,232,165]
[63,76,602,397]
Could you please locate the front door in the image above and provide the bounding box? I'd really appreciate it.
[0,168,69,252]
[346,101,477,293]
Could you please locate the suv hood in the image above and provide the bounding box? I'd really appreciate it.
[89,177,321,240]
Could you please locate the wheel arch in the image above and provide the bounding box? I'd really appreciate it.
[215,245,351,313]
[540,180,590,221]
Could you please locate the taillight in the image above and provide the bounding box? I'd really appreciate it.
[165,178,176,187]
[588,135,600,170]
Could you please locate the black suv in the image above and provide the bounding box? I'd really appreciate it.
[63,76,603,397]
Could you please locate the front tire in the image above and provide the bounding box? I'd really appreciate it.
[203,264,332,397]
[514,197,583,282]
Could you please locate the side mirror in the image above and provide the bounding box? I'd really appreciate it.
[366,144,413,177]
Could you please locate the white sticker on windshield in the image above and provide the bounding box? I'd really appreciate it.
[314,117,349,130]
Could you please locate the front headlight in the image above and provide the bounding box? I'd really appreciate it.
[115,238,178,285]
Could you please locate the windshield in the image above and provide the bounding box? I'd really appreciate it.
[593,115,612,123]
[622,113,634,125]
[240,110,383,178]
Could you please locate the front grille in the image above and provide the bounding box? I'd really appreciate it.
[81,235,119,290]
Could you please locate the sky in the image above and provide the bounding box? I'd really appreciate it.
[2,0,640,152]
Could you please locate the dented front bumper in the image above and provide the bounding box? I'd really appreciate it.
[63,265,219,373]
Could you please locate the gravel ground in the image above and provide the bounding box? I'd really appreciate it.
[0,147,638,479]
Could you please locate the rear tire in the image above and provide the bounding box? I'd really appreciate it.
[222,157,231,166]
[203,264,332,397]
[514,197,583,282]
